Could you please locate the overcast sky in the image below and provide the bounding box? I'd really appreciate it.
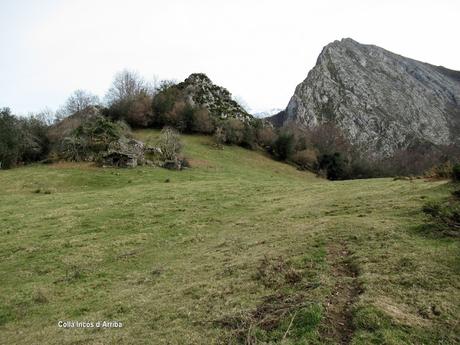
[1,0,459,115]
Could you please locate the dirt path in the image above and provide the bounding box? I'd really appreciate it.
[322,242,362,344]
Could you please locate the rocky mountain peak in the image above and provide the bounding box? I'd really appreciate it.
[274,38,460,156]
[183,73,213,85]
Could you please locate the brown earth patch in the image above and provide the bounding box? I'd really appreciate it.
[49,161,98,169]
[321,242,362,344]
[187,159,214,168]
[216,292,314,344]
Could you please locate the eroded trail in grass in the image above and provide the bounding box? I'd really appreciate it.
[322,242,362,344]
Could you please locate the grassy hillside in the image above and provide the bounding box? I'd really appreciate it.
[0,130,458,345]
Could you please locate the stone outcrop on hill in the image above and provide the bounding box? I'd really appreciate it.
[102,138,145,168]
[176,73,253,122]
[270,38,460,156]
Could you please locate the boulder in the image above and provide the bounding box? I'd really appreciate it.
[102,138,145,168]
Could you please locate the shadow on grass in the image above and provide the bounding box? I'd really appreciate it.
[409,222,459,241]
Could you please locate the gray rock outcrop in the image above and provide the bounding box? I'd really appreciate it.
[177,73,253,122]
[271,38,460,156]
[102,138,145,168]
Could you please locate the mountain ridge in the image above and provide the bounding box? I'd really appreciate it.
[270,38,460,156]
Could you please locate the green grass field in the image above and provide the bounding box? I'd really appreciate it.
[0,130,459,344]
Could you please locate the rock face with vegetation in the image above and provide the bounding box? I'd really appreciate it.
[176,73,253,122]
[272,38,460,156]
[102,137,145,168]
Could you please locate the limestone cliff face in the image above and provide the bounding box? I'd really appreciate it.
[274,38,460,156]
[177,73,253,122]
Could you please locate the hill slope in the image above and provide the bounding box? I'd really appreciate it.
[0,131,458,344]
[271,38,460,156]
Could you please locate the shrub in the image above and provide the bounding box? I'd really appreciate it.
[192,108,214,134]
[107,91,153,128]
[129,92,154,127]
[291,149,318,170]
[272,132,294,160]
[19,115,51,163]
[164,100,188,129]
[157,127,182,162]
[347,157,380,179]
[452,189,460,199]
[283,124,311,152]
[318,152,348,180]
[49,107,100,145]
[60,116,123,161]
[220,118,245,145]
[453,164,460,181]
[0,108,51,169]
[151,86,182,126]
[384,141,445,177]
[60,136,86,162]
[422,201,442,217]
[213,127,226,149]
[179,102,196,133]
[424,162,453,179]
[309,123,350,156]
[241,124,257,149]
[256,126,277,147]
[423,196,460,236]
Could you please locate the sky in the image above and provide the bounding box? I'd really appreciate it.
[1,0,459,115]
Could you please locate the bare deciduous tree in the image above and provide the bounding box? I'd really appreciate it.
[28,107,56,125]
[308,123,351,156]
[62,89,99,116]
[105,70,151,106]
[256,126,277,147]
